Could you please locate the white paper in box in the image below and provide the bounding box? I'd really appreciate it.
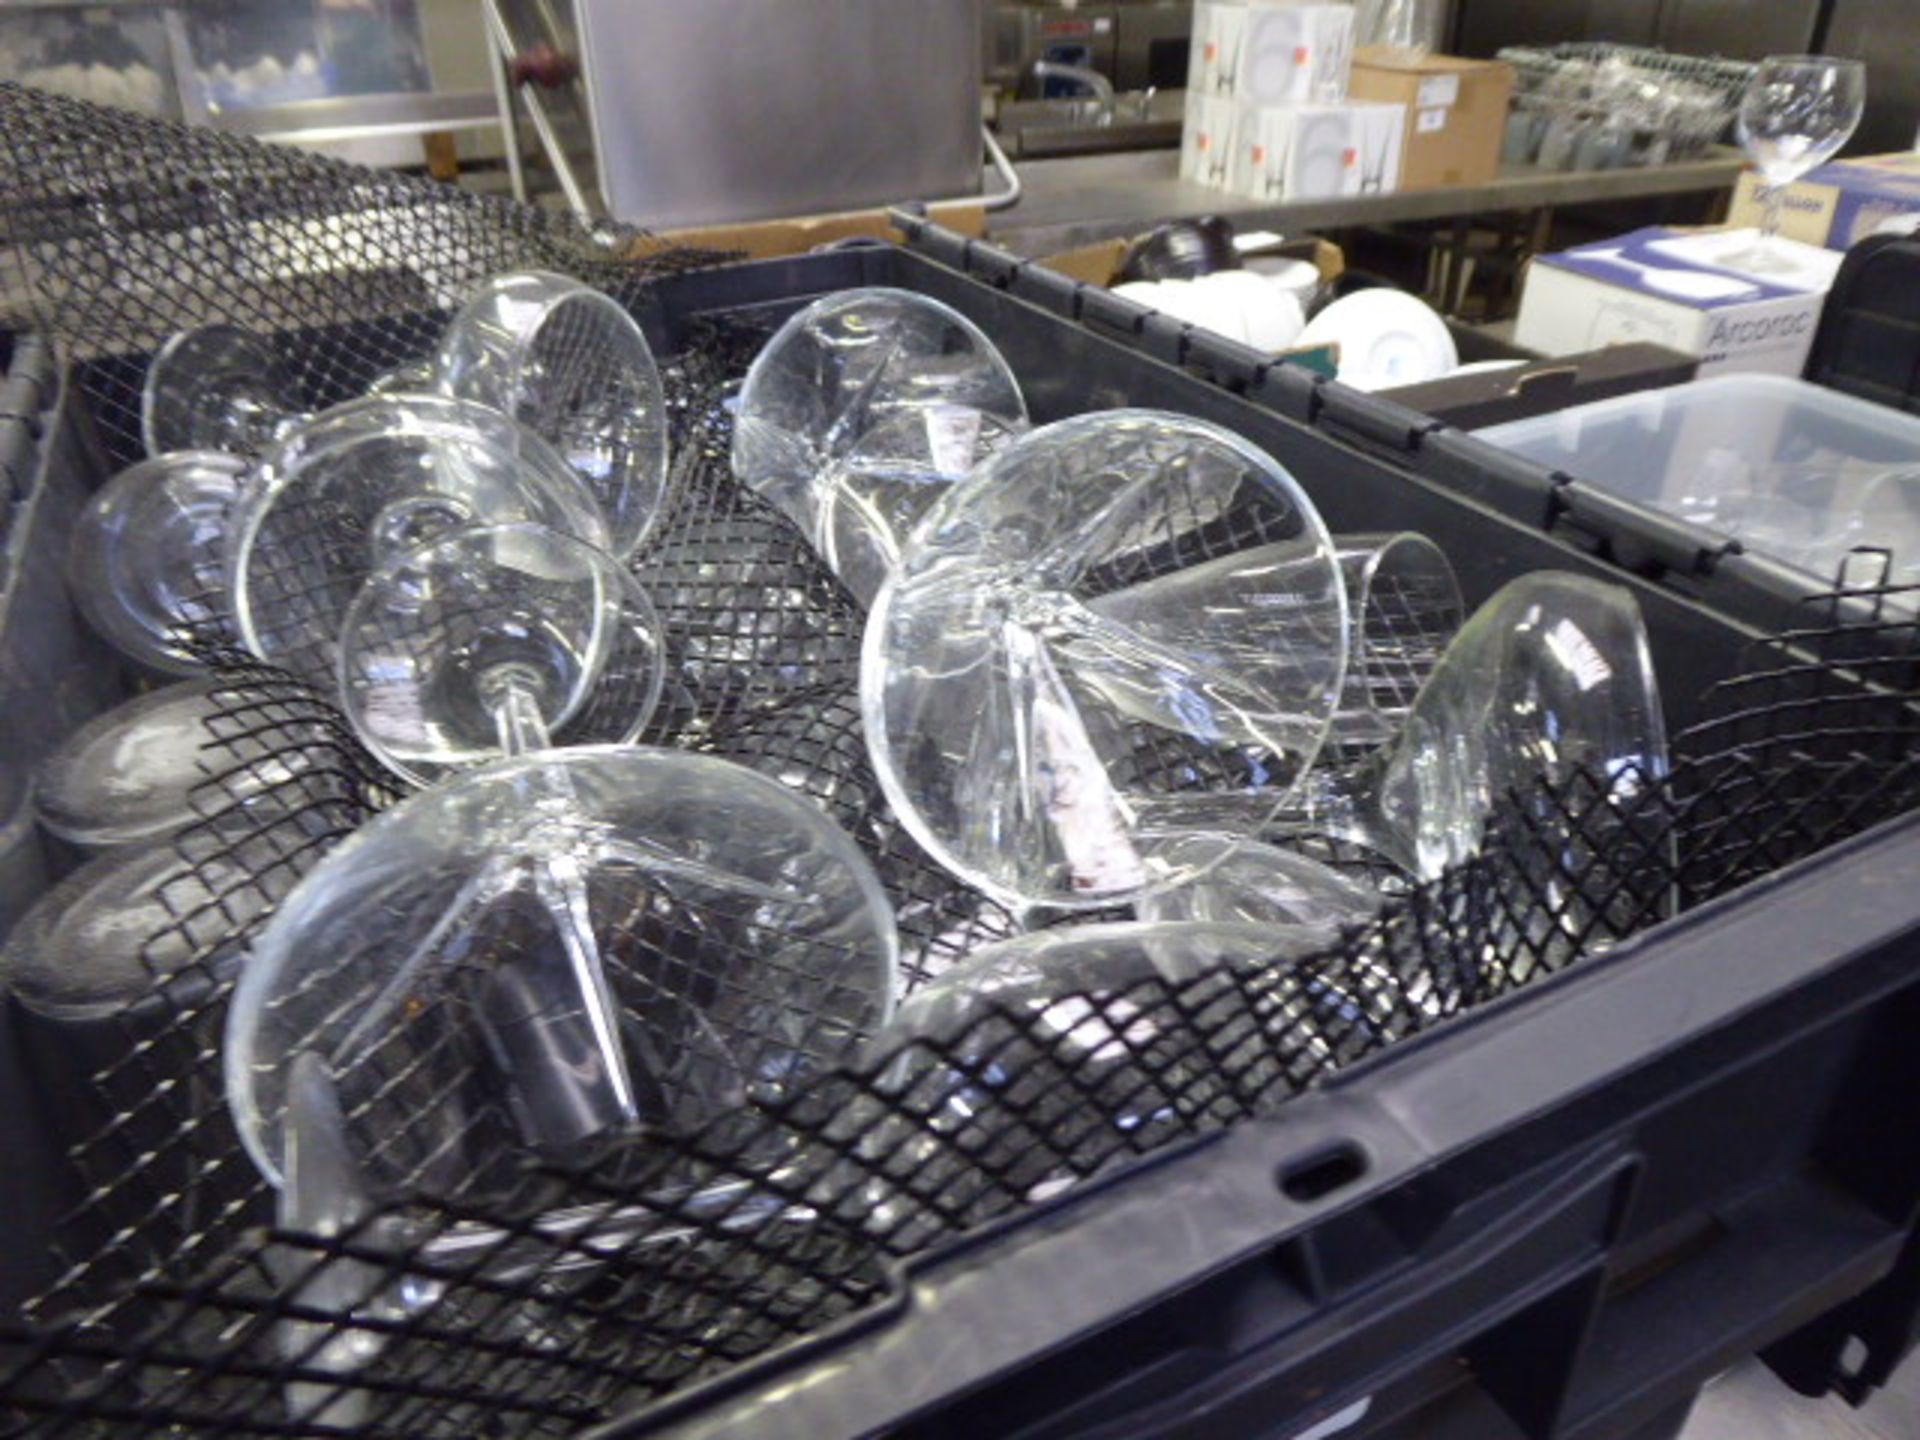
[1187,2,1247,98]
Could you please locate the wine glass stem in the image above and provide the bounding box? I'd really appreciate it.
[485,669,643,1137]
[490,673,554,756]
[1762,182,1786,249]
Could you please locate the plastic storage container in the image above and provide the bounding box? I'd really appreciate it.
[1474,375,1920,587]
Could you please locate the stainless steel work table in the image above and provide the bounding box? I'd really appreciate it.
[986,146,1747,257]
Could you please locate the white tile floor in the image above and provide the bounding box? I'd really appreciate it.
[1679,1356,1920,1440]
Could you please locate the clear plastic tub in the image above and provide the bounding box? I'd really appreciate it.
[1476,374,1920,584]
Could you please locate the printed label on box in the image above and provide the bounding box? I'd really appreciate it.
[1416,107,1448,134]
[1416,73,1460,108]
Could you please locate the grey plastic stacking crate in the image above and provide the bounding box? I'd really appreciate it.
[0,332,126,941]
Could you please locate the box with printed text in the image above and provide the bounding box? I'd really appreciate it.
[1515,226,1842,379]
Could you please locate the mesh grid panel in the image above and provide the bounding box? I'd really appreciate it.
[6,83,1920,1437]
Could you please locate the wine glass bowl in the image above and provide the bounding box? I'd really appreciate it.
[225,747,901,1205]
[435,271,671,558]
[67,450,249,673]
[227,394,611,687]
[732,287,1028,538]
[1283,571,1669,891]
[141,324,303,459]
[1734,55,1866,268]
[339,523,665,787]
[862,408,1349,910]
[817,404,1025,609]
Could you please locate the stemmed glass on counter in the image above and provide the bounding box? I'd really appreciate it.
[1732,54,1866,270]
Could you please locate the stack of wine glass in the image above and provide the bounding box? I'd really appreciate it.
[3,278,1672,1420]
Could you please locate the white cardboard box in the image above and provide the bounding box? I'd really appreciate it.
[1189,1,1354,103]
[1187,2,1248,99]
[1228,100,1403,200]
[1238,3,1355,105]
[1181,91,1239,188]
[1515,227,1844,379]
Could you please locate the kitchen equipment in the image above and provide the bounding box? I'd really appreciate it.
[1114,0,1193,92]
[578,0,983,227]
[987,2,1120,97]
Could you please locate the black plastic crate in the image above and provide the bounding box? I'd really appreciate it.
[9,239,1919,1440]
[5,87,1920,1437]
[0,331,134,1315]
[528,245,1920,1440]
[1805,232,1920,416]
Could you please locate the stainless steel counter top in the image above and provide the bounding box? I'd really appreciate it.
[986,147,1748,255]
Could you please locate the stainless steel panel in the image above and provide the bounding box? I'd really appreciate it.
[1824,0,1920,155]
[1115,2,1191,92]
[1451,0,1659,57]
[1659,0,1818,61]
[577,0,982,229]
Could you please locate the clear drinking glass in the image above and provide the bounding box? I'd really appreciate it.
[862,408,1349,912]
[77,397,611,684]
[338,523,665,787]
[434,270,670,557]
[1279,571,1669,884]
[141,324,304,459]
[1331,532,1465,750]
[732,288,1028,538]
[226,745,900,1199]
[227,395,610,687]
[1733,55,1866,271]
[66,451,248,673]
[816,404,1025,609]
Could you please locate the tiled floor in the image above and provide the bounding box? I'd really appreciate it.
[1678,1355,1920,1440]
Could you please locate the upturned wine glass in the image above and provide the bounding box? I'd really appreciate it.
[863,408,1349,912]
[143,274,668,558]
[732,287,1028,539]
[1277,571,1669,886]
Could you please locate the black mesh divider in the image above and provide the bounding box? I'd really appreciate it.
[7,84,1920,1438]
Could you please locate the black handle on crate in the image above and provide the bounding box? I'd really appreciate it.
[599,1104,1640,1440]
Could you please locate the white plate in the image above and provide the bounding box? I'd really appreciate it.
[1196,271,1305,352]
[1144,278,1250,344]
[1296,289,1458,391]
[1246,257,1323,308]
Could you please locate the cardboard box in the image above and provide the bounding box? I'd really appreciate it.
[1236,4,1355,105]
[1515,226,1842,379]
[1182,91,1239,188]
[652,201,986,260]
[1187,1,1247,99]
[1727,153,1920,251]
[1347,47,1512,191]
[1228,101,1404,200]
